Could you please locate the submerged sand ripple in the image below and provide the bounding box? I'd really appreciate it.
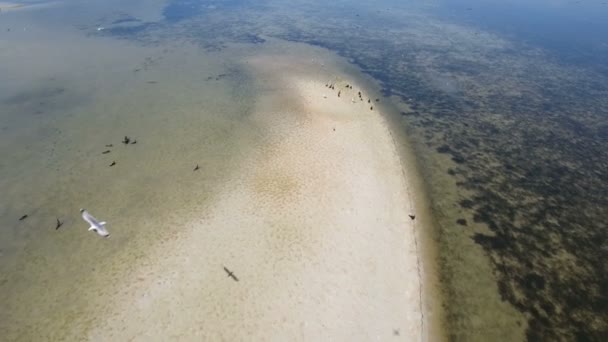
[84,52,426,341]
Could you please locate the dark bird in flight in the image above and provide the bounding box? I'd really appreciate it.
[338,91,341,97]
[223,266,239,282]
[122,136,130,144]
[105,144,113,147]
[193,164,200,171]
[130,140,137,144]
[102,150,111,154]
[109,161,116,167]
[409,214,416,220]
[19,214,28,221]
[55,218,63,230]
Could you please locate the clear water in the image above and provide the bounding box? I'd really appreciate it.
[1,0,607,340]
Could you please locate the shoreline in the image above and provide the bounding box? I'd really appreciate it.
[0,36,442,340]
[82,47,437,340]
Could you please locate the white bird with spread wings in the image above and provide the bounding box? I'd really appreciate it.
[80,209,110,237]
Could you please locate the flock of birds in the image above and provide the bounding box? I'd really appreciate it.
[14,81,417,286]
[324,81,381,111]
[15,134,241,281]
[16,136,142,237]
[325,80,418,226]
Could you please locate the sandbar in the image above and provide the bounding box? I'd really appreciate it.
[83,50,430,341]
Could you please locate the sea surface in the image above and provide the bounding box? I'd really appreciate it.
[1,0,607,341]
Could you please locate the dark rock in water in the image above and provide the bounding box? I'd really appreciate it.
[436,144,451,154]
[102,150,111,154]
[456,218,468,226]
[523,273,546,291]
[122,136,130,144]
[451,153,466,164]
[131,140,137,144]
[460,199,475,209]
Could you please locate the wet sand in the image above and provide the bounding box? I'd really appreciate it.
[0,14,434,337]
[77,51,428,340]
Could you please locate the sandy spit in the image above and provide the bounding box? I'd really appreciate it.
[84,49,427,341]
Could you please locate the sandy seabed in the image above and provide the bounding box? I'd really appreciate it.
[77,49,429,341]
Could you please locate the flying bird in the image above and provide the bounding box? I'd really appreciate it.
[55,218,63,230]
[223,266,239,282]
[80,209,109,237]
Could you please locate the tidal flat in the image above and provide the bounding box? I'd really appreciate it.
[2,1,433,340]
[2,0,608,341]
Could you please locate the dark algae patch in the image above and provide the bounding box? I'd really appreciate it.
[93,0,608,340]
[268,6,608,341]
[163,0,207,23]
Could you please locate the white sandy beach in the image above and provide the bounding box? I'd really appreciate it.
[79,51,428,341]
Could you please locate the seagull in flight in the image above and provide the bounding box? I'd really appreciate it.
[80,209,110,237]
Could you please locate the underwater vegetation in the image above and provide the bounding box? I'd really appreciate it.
[278,17,608,342]
[93,0,608,340]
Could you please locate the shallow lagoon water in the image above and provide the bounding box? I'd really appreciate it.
[2,0,608,341]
